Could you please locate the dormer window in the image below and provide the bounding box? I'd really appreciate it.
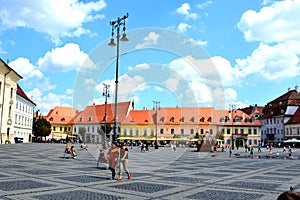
[49,117,53,121]
[79,118,83,122]
[88,117,92,121]
[207,117,212,122]
[170,117,175,122]
[160,117,165,122]
[269,104,272,108]
[180,117,184,122]
[200,117,205,122]
[220,117,225,122]
[225,116,230,122]
[279,101,282,106]
[61,118,65,122]
[190,117,194,122]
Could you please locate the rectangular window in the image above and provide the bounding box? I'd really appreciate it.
[254,129,257,135]
[240,129,244,134]
[151,129,154,136]
[234,128,238,134]
[181,129,184,135]
[171,129,174,134]
[254,139,258,145]
[143,128,147,136]
[135,128,139,136]
[160,128,164,134]
[248,139,252,145]
[227,128,230,134]
[248,128,252,135]
[123,129,127,136]
[53,127,56,131]
[190,129,194,135]
[130,129,133,136]
[60,127,62,131]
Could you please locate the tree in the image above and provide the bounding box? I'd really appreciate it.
[32,117,51,142]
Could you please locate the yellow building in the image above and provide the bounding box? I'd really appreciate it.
[0,59,22,144]
[45,106,77,142]
[216,110,262,148]
[121,107,262,148]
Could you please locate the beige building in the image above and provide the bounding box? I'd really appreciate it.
[0,59,22,144]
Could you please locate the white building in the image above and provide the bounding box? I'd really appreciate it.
[14,84,36,143]
[0,59,22,144]
[260,87,300,146]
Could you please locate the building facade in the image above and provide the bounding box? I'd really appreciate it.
[14,84,36,143]
[259,87,300,146]
[284,106,300,140]
[72,101,133,143]
[45,106,77,142]
[0,59,23,144]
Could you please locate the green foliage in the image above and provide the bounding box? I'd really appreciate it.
[194,132,200,139]
[32,117,51,140]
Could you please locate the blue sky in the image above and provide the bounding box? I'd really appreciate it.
[0,0,300,114]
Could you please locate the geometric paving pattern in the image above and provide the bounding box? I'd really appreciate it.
[110,182,176,193]
[186,190,264,200]
[1,143,300,200]
[32,190,124,200]
[0,180,53,191]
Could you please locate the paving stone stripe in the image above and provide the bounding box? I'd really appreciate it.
[0,143,300,199]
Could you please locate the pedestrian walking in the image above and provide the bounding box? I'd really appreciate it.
[250,147,254,158]
[117,142,131,181]
[229,146,232,157]
[107,142,119,180]
[258,145,262,153]
[288,148,292,159]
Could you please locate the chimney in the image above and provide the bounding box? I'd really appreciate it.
[295,85,299,92]
[288,87,291,91]
[131,100,134,110]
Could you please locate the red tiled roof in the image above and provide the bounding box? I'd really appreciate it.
[122,107,262,126]
[17,84,36,106]
[45,106,78,124]
[72,101,132,124]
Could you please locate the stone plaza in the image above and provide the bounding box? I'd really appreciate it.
[0,143,299,200]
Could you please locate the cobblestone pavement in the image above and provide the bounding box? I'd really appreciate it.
[0,143,299,200]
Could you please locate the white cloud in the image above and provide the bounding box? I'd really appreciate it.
[9,57,43,80]
[184,38,207,46]
[177,22,191,33]
[176,3,198,20]
[237,0,300,43]
[135,32,160,49]
[38,43,95,72]
[27,88,72,115]
[0,0,106,44]
[236,42,300,80]
[197,1,212,9]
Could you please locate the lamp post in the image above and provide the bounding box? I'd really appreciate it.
[229,104,236,150]
[153,101,160,149]
[108,13,129,143]
[102,83,110,148]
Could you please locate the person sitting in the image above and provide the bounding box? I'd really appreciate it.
[70,146,77,159]
[65,143,71,154]
[80,143,88,150]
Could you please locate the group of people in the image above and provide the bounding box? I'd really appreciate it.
[104,142,131,181]
[65,143,77,159]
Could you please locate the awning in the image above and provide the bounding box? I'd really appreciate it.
[283,138,300,143]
